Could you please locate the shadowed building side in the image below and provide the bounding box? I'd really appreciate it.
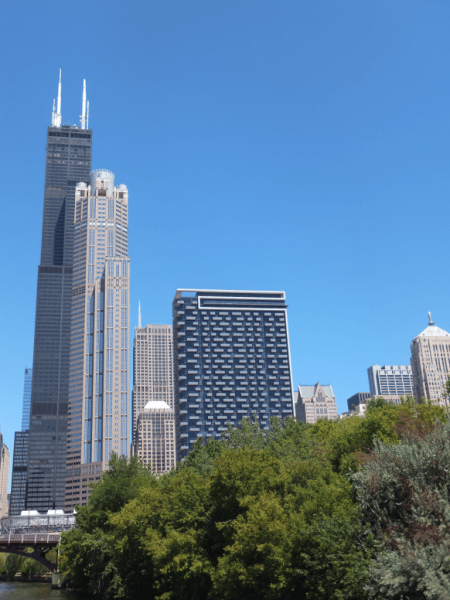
[10,368,33,515]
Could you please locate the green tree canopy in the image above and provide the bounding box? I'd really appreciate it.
[60,399,449,600]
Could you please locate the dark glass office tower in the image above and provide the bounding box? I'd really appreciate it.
[26,74,92,511]
[9,368,32,515]
[172,290,294,460]
[21,367,32,431]
[9,431,29,515]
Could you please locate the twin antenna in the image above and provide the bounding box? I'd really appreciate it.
[51,69,89,129]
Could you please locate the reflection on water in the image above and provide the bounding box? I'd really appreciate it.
[0,582,80,599]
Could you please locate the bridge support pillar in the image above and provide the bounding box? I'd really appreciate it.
[51,573,63,589]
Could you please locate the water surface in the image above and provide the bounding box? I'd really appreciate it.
[0,582,79,599]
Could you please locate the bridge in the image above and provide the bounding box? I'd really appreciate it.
[0,533,61,571]
[0,513,75,573]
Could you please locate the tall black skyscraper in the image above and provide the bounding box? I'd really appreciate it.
[26,72,92,511]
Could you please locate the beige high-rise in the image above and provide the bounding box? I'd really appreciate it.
[132,324,176,473]
[0,443,10,517]
[65,170,130,510]
[135,402,176,473]
[410,314,450,406]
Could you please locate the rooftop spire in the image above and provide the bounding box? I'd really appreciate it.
[80,79,87,129]
[51,69,62,127]
[138,301,142,328]
[428,311,434,326]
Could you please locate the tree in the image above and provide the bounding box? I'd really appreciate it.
[209,450,372,600]
[60,401,449,599]
[61,453,156,597]
[75,453,156,532]
[354,420,450,599]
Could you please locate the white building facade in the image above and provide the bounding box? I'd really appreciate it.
[132,323,176,473]
[367,364,413,403]
[135,401,176,473]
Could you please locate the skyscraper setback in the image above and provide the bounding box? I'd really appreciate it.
[27,72,92,511]
[65,170,130,510]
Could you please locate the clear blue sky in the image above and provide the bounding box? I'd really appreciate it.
[1,0,450,473]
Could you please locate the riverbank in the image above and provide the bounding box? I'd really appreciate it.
[0,574,52,583]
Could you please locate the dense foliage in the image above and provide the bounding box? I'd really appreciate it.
[60,399,449,599]
[355,418,450,599]
[0,549,55,580]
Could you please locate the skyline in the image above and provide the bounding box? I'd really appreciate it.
[2,1,450,483]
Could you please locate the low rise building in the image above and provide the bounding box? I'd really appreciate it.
[347,392,371,412]
[354,403,367,416]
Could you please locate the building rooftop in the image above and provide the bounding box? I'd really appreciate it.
[298,383,334,399]
[414,313,450,339]
[144,401,172,410]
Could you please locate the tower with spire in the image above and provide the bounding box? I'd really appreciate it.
[410,313,450,406]
[26,71,92,512]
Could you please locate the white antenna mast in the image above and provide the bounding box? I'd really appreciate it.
[52,69,62,127]
[138,302,142,328]
[80,79,87,129]
[86,100,89,129]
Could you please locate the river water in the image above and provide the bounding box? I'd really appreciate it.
[0,582,80,599]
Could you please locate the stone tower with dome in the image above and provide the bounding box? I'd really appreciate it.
[410,313,450,405]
